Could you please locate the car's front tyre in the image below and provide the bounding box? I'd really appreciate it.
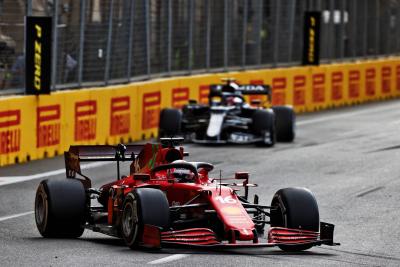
[270,187,320,251]
[121,188,170,249]
[252,109,276,147]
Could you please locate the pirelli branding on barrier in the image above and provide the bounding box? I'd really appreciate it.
[0,110,21,155]
[110,96,130,136]
[36,105,61,148]
[303,12,321,66]
[396,65,400,91]
[75,100,97,141]
[331,72,343,101]
[25,16,51,95]
[142,92,161,130]
[312,73,325,103]
[172,88,189,108]
[349,70,361,99]
[365,68,376,96]
[271,78,286,105]
[199,85,210,104]
[381,66,392,94]
[293,75,306,106]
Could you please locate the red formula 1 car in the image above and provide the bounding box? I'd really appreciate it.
[34,138,338,251]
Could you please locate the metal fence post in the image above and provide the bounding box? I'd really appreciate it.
[167,0,172,74]
[77,0,86,87]
[257,0,263,65]
[145,0,151,77]
[272,0,281,66]
[27,0,32,16]
[397,3,400,53]
[242,0,248,69]
[188,0,194,73]
[375,0,380,55]
[339,0,345,59]
[350,0,357,57]
[51,0,59,90]
[104,0,114,85]
[206,0,211,70]
[287,0,296,62]
[328,0,334,59]
[362,0,368,56]
[223,0,228,70]
[126,0,134,82]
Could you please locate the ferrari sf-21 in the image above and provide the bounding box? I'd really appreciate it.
[35,138,338,251]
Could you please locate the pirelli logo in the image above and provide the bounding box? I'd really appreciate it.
[142,92,161,130]
[396,65,400,91]
[25,16,51,95]
[36,105,61,148]
[381,66,392,94]
[365,68,376,96]
[199,85,210,104]
[271,78,286,105]
[348,70,360,99]
[331,72,343,101]
[75,100,97,141]
[172,87,189,108]
[312,73,325,103]
[0,110,21,154]
[302,12,321,65]
[110,96,130,136]
[293,75,306,106]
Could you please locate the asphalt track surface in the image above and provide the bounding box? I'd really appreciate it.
[2,100,400,266]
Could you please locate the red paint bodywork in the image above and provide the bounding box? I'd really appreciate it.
[67,142,336,248]
[98,143,257,243]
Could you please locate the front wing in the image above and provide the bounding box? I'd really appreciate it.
[142,222,340,249]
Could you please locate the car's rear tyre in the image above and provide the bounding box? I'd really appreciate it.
[270,187,319,252]
[252,109,276,147]
[121,188,170,249]
[35,179,86,238]
[272,106,295,142]
[159,108,182,138]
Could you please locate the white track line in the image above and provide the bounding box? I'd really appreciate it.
[148,254,189,265]
[0,211,34,222]
[0,161,112,187]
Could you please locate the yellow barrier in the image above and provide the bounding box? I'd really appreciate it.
[1,57,400,166]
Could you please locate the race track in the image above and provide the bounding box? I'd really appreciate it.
[1,100,400,266]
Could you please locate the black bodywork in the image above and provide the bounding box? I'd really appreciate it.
[160,80,295,146]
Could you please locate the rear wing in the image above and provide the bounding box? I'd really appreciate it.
[237,85,271,95]
[65,144,144,179]
[210,84,271,96]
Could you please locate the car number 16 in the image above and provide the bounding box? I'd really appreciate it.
[215,196,237,204]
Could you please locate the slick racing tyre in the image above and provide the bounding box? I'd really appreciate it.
[272,106,296,142]
[121,188,170,249]
[159,108,182,138]
[35,179,86,238]
[270,187,320,251]
[252,109,276,147]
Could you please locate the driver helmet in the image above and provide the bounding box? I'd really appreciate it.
[171,160,195,182]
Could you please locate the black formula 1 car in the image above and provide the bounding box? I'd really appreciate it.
[159,79,295,146]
